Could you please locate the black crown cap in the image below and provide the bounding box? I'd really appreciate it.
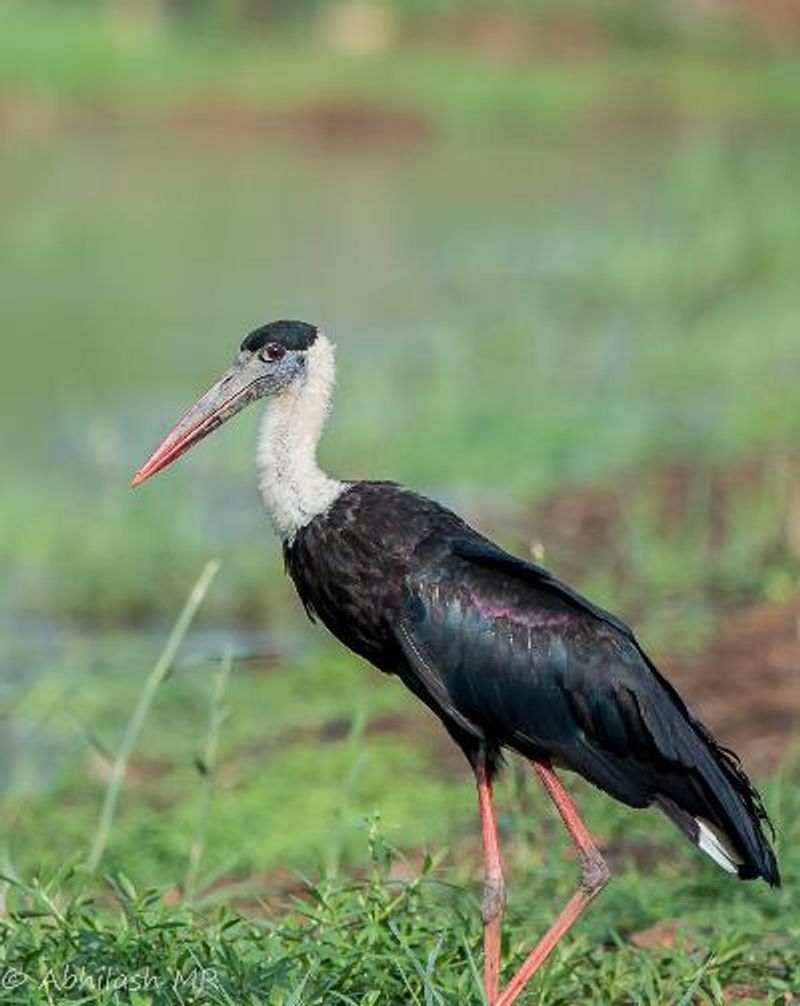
[241,320,318,353]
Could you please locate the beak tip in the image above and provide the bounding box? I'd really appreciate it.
[129,365,247,491]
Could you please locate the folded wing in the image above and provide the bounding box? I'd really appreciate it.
[394,533,778,884]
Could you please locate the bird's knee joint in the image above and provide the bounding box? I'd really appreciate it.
[580,852,610,896]
[481,877,506,924]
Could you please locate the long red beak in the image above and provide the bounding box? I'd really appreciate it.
[130,364,258,487]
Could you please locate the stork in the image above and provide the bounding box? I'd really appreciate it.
[132,320,778,1006]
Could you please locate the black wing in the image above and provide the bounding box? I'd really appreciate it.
[394,532,778,884]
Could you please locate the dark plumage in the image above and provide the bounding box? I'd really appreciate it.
[285,480,778,885]
[133,321,779,1006]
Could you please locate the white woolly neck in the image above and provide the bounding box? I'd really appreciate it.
[256,332,346,541]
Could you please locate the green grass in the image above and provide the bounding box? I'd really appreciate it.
[1,788,797,1004]
[2,571,797,1003]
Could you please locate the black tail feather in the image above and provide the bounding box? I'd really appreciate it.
[686,723,780,885]
[630,645,780,886]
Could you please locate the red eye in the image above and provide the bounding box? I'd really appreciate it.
[260,342,285,363]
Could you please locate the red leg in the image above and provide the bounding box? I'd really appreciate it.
[496,760,610,1006]
[474,755,505,1006]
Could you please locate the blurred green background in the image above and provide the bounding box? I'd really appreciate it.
[1,2,799,1002]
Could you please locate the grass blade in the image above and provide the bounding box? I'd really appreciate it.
[87,559,221,874]
[185,647,233,901]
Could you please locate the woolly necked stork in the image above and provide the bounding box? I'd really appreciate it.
[132,320,778,1006]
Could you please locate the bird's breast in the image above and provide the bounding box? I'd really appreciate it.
[283,483,429,670]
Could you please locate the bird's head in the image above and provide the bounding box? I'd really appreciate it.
[131,320,320,487]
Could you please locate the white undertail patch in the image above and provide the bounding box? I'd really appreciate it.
[696,817,742,875]
[256,332,347,541]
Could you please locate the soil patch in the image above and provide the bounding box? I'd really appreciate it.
[1,94,433,147]
[524,452,800,598]
[661,600,800,772]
